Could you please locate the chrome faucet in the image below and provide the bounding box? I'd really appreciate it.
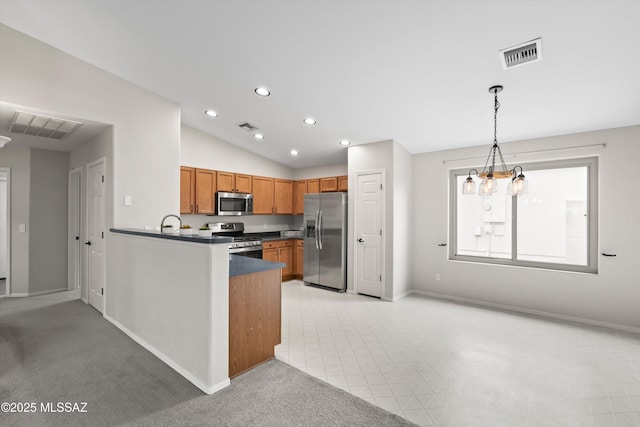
[160,214,182,231]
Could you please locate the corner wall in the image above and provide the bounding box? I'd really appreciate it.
[0,147,30,295]
[411,125,640,330]
[0,24,180,230]
[28,149,69,294]
[348,140,413,300]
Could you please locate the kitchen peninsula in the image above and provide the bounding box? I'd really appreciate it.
[109,229,284,394]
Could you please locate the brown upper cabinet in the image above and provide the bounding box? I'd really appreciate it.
[320,177,338,192]
[180,167,196,214]
[253,177,293,215]
[338,175,348,192]
[307,179,320,194]
[293,180,308,215]
[181,167,216,214]
[194,169,216,214]
[217,171,252,194]
[274,179,293,215]
[181,166,346,216]
[252,176,275,215]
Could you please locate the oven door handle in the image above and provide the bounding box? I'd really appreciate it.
[229,246,263,254]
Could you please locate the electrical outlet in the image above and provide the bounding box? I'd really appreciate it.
[435,273,441,281]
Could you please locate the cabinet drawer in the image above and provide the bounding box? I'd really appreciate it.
[279,240,293,248]
[296,240,303,247]
[263,241,278,249]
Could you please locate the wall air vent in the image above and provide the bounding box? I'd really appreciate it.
[237,122,258,132]
[499,38,542,69]
[8,110,82,140]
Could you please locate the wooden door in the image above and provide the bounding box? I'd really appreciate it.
[235,174,252,193]
[293,180,307,215]
[216,171,235,192]
[180,167,195,214]
[320,177,338,192]
[252,176,275,214]
[279,240,294,280]
[307,179,320,194]
[195,169,216,214]
[274,179,293,214]
[263,247,278,263]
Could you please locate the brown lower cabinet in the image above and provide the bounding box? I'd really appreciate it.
[263,240,295,281]
[229,268,282,378]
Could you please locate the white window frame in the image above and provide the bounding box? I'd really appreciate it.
[449,157,598,274]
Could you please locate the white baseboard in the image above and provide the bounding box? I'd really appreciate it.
[10,288,68,297]
[104,314,230,394]
[388,289,411,302]
[411,289,640,335]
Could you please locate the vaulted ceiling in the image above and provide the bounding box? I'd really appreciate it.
[1,0,639,168]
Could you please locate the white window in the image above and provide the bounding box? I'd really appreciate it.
[450,157,598,273]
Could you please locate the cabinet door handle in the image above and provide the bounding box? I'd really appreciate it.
[196,204,199,213]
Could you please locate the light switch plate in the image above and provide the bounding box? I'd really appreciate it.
[19,223,26,232]
[124,195,132,206]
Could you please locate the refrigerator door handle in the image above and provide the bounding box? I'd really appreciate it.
[315,209,320,249]
[318,210,323,250]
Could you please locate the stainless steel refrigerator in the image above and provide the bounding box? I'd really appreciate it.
[304,192,347,292]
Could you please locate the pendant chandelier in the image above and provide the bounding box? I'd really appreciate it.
[462,85,528,196]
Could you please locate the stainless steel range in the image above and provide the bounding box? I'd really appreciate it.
[209,222,263,258]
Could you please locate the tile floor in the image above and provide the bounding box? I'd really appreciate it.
[275,280,640,427]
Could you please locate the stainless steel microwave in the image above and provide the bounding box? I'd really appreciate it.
[216,192,253,216]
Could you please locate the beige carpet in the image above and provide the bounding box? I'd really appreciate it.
[0,295,415,426]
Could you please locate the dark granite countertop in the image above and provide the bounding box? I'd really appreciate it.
[110,228,233,244]
[229,255,285,277]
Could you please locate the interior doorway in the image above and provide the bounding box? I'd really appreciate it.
[0,168,9,297]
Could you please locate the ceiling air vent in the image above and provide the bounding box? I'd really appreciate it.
[8,110,82,140]
[237,122,258,132]
[499,38,542,70]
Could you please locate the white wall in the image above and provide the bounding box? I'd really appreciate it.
[0,147,30,295]
[181,124,292,179]
[392,142,413,300]
[0,24,180,230]
[412,125,640,331]
[29,149,69,295]
[293,163,348,180]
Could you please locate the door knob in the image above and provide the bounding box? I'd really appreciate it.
[358,238,365,243]
[85,241,92,246]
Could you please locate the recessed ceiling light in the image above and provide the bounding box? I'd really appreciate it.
[254,133,264,140]
[255,87,270,97]
[290,149,299,156]
[340,140,350,146]
[303,117,316,125]
[204,110,218,118]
